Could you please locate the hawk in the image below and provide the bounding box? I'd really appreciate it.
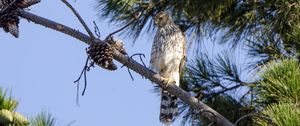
[150,12,186,124]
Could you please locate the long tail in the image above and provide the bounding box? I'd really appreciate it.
[160,90,179,125]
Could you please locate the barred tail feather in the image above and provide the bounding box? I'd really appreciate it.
[160,90,179,125]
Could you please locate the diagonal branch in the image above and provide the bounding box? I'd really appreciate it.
[18,10,234,126]
[61,0,95,39]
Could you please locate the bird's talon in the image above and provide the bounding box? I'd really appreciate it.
[161,77,175,87]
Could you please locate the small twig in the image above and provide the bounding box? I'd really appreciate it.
[93,21,101,39]
[105,12,141,40]
[76,77,80,106]
[0,0,17,14]
[121,53,147,81]
[61,0,95,39]
[74,49,94,105]
[239,89,251,103]
[87,61,95,71]
[123,53,146,67]
[127,67,135,81]
[121,60,135,81]
[73,56,89,84]
[107,19,135,38]
[137,53,146,67]
[82,66,87,96]
[207,84,243,101]
[207,122,215,126]
[74,55,89,106]
[136,53,146,79]
[234,114,255,125]
[79,60,94,97]
[195,91,204,100]
[234,113,277,126]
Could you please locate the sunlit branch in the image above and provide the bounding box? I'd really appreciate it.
[18,10,234,126]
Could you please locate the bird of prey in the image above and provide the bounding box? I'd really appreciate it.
[150,12,186,125]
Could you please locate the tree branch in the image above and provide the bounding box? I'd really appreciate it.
[61,0,95,39]
[18,10,234,126]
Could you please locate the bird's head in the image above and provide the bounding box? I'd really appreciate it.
[154,12,171,27]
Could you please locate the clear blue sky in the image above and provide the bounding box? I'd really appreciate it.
[0,1,249,126]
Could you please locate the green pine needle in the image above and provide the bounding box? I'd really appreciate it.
[256,103,300,126]
[258,59,300,104]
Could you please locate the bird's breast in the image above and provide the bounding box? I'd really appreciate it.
[150,28,185,71]
[156,39,182,65]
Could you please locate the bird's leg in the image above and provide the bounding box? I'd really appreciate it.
[160,76,176,87]
[159,66,176,87]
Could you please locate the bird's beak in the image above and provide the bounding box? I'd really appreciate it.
[154,19,158,25]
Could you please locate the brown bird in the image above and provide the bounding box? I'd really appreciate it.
[150,12,186,125]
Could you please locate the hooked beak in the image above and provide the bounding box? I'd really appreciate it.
[154,19,159,25]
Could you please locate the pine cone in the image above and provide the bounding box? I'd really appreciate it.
[0,0,40,9]
[112,39,127,55]
[106,37,127,55]
[6,21,19,37]
[0,10,20,37]
[0,0,18,9]
[17,0,41,8]
[87,43,117,71]
[0,0,40,37]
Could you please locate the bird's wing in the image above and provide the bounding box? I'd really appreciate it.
[179,32,187,75]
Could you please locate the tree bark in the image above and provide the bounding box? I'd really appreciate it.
[18,10,234,126]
